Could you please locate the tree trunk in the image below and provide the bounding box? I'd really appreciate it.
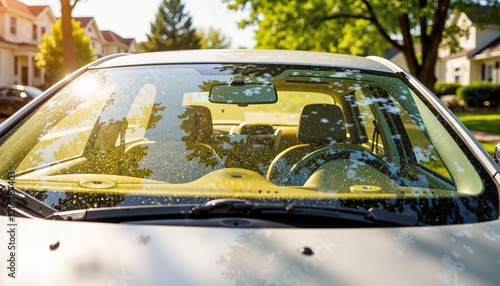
[61,0,77,75]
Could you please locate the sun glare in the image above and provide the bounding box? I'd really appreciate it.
[73,78,97,95]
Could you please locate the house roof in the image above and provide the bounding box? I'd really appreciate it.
[478,36,500,55]
[469,33,500,58]
[464,6,499,24]
[383,46,400,61]
[0,35,37,49]
[74,17,94,29]
[101,30,130,47]
[0,0,50,17]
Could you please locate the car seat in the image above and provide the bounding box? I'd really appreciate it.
[266,103,347,185]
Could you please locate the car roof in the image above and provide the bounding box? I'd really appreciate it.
[0,85,41,90]
[91,49,394,72]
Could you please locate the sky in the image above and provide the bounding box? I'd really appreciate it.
[21,0,256,48]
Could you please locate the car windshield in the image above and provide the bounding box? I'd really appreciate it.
[0,63,497,224]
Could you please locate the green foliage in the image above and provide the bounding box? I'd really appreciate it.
[36,19,96,86]
[227,0,500,90]
[434,81,462,97]
[142,0,200,52]
[228,0,500,54]
[228,0,390,55]
[457,82,500,107]
[197,27,231,49]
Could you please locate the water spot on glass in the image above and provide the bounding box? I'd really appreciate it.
[454,161,465,173]
[463,245,474,254]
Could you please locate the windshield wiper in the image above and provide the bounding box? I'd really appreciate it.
[0,180,58,218]
[47,198,424,227]
[190,198,424,227]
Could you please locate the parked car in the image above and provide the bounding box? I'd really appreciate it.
[0,85,43,117]
[1,50,500,285]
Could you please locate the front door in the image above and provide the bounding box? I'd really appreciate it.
[21,66,28,85]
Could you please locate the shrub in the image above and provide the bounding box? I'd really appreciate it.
[434,82,462,97]
[456,82,500,107]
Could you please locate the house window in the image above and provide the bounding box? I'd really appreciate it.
[465,29,470,42]
[101,46,104,54]
[454,67,461,83]
[14,57,18,75]
[486,64,494,82]
[34,58,40,78]
[41,27,46,35]
[33,24,38,40]
[10,17,17,34]
[116,47,121,53]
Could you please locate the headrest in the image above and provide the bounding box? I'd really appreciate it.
[237,122,274,135]
[180,106,213,143]
[298,104,346,145]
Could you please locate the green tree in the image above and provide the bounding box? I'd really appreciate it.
[142,0,200,51]
[228,0,500,91]
[197,27,232,49]
[36,19,96,86]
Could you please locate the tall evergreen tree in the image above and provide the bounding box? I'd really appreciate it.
[197,27,232,49]
[142,0,200,51]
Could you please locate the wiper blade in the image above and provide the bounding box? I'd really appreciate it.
[190,198,424,227]
[47,198,423,227]
[0,180,58,218]
[47,205,194,222]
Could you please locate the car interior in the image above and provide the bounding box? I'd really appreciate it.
[1,64,485,203]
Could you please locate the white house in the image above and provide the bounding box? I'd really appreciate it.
[386,7,500,86]
[437,7,500,85]
[0,0,56,86]
[100,30,139,56]
[74,17,106,58]
[75,17,139,59]
[0,0,138,88]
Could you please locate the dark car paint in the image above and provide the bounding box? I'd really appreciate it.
[0,85,43,117]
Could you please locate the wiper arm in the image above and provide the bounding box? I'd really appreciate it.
[0,180,57,218]
[47,198,423,227]
[190,198,424,227]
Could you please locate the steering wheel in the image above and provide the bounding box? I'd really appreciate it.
[281,146,402,186]
[194,143,224,165]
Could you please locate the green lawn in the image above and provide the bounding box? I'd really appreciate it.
[479,141,496,157]
[454,112,499,157]
[454,112,500,135]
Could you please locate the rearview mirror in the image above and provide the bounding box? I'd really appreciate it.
[209,79,277,106]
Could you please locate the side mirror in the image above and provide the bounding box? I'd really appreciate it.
[495,143,500,166]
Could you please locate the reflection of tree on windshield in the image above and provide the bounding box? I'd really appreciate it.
[198,79,226,92]
[178,105,277,176]
[214,64,289,80]
[22,189,126,212]
[179,106,221,169]
[62,101,165,179]
[25,101,167,210]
